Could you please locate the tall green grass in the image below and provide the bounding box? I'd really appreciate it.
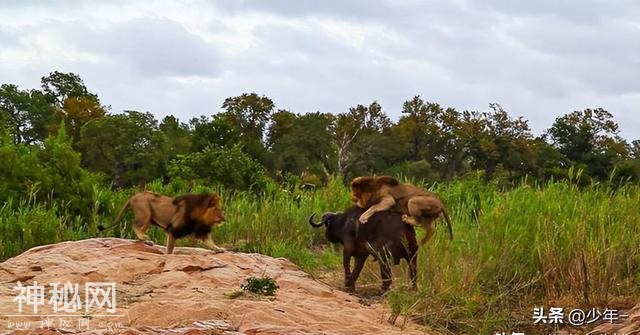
[391,178,640,333]
[1,177,639,333]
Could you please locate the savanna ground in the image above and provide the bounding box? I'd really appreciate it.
[2,175,639,334]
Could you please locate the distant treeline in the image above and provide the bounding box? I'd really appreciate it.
[1,71,639,200]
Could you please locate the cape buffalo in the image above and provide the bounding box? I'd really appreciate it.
[309,207,418,292]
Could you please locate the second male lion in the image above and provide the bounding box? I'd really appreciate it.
[350,175,453,246]
[99,191,225,254]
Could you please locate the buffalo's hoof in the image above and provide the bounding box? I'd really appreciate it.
[345,286,355,293]
[388,312,400,325]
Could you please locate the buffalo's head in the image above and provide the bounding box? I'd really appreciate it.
[308,212,347,244]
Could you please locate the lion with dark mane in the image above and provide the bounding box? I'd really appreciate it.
[99,191,225,254]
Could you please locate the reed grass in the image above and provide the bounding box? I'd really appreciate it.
[1,176,639,333]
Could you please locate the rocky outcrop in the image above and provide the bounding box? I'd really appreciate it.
[0,238,424,335]
[589,304,640,335]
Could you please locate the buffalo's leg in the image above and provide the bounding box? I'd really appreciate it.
[343,252,353,291]
[348,255,368,292]
[408,244,418,289]
[166,232,176,255]
[398,244,418,289]
[378,249,393,291]
[404,225,419,289]
[408,253,418,289]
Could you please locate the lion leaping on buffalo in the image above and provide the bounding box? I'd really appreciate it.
[350,175,453,246]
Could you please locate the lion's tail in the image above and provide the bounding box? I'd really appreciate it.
[98,200,131,232]
[442,207,453,240]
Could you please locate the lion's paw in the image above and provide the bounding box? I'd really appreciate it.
[402,215,419,226]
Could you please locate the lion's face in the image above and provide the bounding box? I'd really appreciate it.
[350,189,372,208]
[201,195,225,226]
[350,177,374,208]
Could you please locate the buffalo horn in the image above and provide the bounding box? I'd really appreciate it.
[308,213,323,227]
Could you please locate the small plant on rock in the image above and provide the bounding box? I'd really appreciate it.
[241,276,279,296]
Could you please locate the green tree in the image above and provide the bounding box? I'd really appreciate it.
[41,71,98,107]
[632,140,640,159]
[267,110,297,148]
[484,103,536,180]
[79,111,168,188]
[532,138,570,181]
[434,107,467,179]
[160,115,192,158]
[221,93,274,138]
[38,125,96,214]
[41,71,107,146]
[333,101,390,179]
[390,97,478,180]
[545,108,628,179]
[168,144,268,191]
[269,111,334,178]
[0,132,41,201]
[0,126,95,215]
[220,93,274,165]
[397,96,440,161]
[190,115,240,152]
[50,96,107,145]
[0,84,53,144]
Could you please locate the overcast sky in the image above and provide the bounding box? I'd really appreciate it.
[1,0,638,139]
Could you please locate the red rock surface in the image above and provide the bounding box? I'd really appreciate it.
[588,304,640,335]
[0,238,425,335]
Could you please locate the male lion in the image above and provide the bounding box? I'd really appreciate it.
[98,191,226,254]
[350,176,453,246]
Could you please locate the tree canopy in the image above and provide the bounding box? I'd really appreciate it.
[1,71,638,197]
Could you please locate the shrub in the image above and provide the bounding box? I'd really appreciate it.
[168,144,269,192]
[241,276,279,296]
